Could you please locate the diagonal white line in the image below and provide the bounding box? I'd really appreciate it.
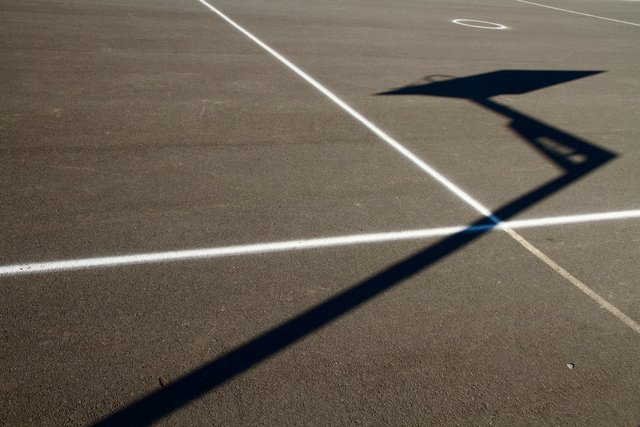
[514,0,640,27]
[193,0,497,222]
[190,0,640,334]
[505,230,640,334]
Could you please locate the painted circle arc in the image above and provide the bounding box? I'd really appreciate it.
[452,19,509,30]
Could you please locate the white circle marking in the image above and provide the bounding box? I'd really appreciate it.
[452,19,509,30]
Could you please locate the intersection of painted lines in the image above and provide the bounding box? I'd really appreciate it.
[1,208,639,276]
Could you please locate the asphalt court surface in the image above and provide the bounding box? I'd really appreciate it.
[1,0,639,425]
[0,0,477,261]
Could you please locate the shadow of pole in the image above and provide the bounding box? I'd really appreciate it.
[94,70,614,426]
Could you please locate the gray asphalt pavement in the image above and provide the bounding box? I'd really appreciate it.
[1,0,639,425]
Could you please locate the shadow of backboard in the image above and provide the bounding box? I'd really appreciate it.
[379,70,602,99]
[379,70,612,187]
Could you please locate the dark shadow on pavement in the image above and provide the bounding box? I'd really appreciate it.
[94,70,613,426]
[378,70,601,99]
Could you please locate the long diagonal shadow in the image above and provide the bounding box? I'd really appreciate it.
[95,70,614,426]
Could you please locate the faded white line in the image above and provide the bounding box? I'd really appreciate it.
[2,209,640,276]
[505,229,640,334]
[515,0,640,27]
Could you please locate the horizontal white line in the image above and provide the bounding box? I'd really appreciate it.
[1,226,468,276]
[1,209,639,276]
[515,0,640,27]
[502,208,640,228]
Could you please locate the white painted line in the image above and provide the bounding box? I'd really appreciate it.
[452,19,509,30]
[505,228,640,335]
[0,226,468,276]
[194,0,498,223]
[190,0,640,334]
[502,208,640,229]
[2,209,640,276]
[514,0,640,27]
